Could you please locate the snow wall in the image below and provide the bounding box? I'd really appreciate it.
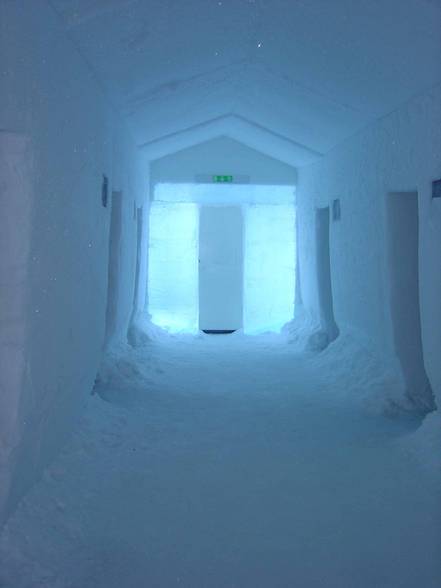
[297,83,441,410]
[150,136,298,188]
[0,3,147,525]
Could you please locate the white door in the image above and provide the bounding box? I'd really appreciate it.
[199,206,243,331]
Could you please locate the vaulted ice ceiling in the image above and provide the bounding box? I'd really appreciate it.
[50,0,441,164]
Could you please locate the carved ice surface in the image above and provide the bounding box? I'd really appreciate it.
[148,202,199,333]
[244,204,296,333]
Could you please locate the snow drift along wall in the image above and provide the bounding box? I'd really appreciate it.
[297,84,441,410]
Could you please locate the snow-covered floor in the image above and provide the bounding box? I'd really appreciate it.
[1,333,440,587]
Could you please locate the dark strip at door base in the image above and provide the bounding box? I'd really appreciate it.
[202,329,236,335]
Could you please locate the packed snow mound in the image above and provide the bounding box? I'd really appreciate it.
[400,411,441,480]
[308,329,413,416]
[288,315,412,415]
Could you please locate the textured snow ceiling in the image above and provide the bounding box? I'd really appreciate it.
[50,0,441,163]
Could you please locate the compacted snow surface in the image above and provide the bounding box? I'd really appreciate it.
[0,332,440,587]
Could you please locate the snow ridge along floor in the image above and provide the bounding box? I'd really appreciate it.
[0,332,440,587]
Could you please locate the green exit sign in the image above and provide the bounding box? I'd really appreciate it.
[213,175,233,183]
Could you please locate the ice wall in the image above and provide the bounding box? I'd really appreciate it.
[297,84,441,409]
[244,205,296,333]
[0,3,144,524]
[148,203,199,332]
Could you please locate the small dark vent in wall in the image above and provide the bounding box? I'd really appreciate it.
[432,179,441,199]
[332,198,341,221]
[101,175,109,208]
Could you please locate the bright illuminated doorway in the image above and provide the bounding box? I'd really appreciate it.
[147,184,296,334]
